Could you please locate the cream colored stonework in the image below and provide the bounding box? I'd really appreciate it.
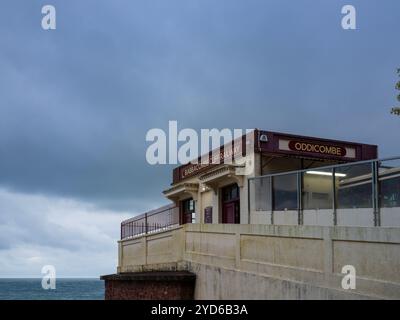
[118,223,400,299]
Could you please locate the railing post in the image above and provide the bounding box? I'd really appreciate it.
[145,212,148,234]
[271,176,274,225]
[372,161,381,226]
[247,178,251,224]
[332,167,337,226]
[297,172,303,225]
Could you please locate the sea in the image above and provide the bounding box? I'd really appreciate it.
[0,278,104,300]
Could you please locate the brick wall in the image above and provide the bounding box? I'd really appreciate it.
[101,271,196,300]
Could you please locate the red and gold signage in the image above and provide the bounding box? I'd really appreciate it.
[288,140,347,157]
[180,143,243,180]
[182,163,209,179]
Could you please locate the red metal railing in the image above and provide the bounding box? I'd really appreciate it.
[121,204,179,240]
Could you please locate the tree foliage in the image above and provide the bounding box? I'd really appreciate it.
[391,68,400,115]
[397,68,400,102]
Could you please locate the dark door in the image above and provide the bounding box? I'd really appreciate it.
[221,184,240,224]
[183,212,192,224]
[222,202,235,223]
[181,198,195,224]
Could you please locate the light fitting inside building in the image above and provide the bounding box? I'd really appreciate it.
[306,171,347,177]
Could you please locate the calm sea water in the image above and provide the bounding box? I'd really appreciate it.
[0,278,104,300]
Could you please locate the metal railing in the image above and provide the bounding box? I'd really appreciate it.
[121,203,179,240]
[248,156,400,226]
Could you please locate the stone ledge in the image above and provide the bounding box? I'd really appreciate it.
[120,261,189,273]
[101,271,196,282]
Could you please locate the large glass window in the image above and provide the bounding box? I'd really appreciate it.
[380,177,400,207]
[336,163,372,209]
[252,176,272,211]
[273,173,298,211]
[222,184,240,202]
[303,169,333,210]
[379,159,400,208]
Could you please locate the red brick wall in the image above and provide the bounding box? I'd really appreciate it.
[102,272,196,300]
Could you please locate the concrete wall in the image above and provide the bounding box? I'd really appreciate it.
[250,208,400,227]
[118,227,185,273]
[118,224,400,299]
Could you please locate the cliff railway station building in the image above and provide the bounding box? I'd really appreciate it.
[103,130,400,300]
[121,129,400,232]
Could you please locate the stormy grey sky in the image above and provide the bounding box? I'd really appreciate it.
[0,0,399,277]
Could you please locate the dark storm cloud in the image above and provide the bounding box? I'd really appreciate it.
[0,189,125,252]
[0,188,130,276]
[0,0,399,213]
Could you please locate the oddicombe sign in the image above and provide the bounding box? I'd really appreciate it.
[288,140,347,157]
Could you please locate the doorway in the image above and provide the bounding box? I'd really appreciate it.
[221,184,240,224]
[180,198,195,224]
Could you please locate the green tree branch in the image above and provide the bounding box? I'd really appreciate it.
[392,68,400,115]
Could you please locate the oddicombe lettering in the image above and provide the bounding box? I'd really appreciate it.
[288,141,347,157]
